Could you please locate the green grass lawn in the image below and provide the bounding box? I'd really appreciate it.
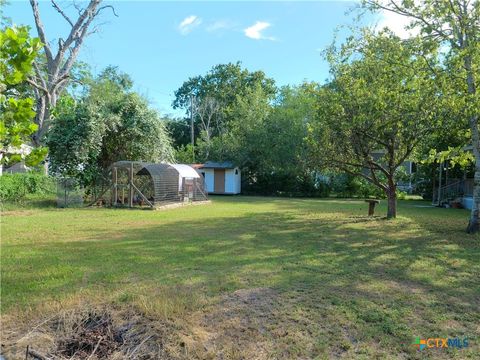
[1,196,479,359]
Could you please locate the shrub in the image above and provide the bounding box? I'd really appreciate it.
[330,174,398,199]
[0,172,55,202]
[242,171,330,197]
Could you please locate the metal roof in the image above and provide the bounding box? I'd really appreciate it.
[169,164,200,178]
[200,161,236,169]
[134,163,200,178]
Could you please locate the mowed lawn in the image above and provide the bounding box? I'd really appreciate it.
[1,196,479,359]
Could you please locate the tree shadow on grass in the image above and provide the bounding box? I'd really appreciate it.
[3,202,479,358]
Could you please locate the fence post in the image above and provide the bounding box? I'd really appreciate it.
[112,166,118,206]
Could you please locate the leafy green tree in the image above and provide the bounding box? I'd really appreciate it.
[0,25,46,170]
[173,62,276,139]
[174,144,196,164]
[164,117,193,148]
[308,31,440,218]
[205,83,318,195]
[26,0,116,151]
[47,67,174,187]
[364,0,480,231]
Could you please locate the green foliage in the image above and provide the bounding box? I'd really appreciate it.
[172,64,328,197]
[0,172,55,202]
[164,117,192,148]
[0,25,46,165]
[308,30,440,217]
[175,144,195,164]
[329,174,384,198]
[365,0,480,226]
[0,26,41,87]
[47,67,174,188]
[202,83,319,196]
[173,62,276,138]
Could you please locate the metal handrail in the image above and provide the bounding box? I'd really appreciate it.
[433,180,464,205]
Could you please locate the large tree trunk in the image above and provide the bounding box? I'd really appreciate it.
[467,163,480,233]
[27,0,113,174]
[464,54,479,233]
[386,181,397,219]
[32,93,50,147]
[32,93,51,175]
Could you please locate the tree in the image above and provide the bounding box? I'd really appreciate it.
[194,97,222,158]
[363,0,480,230]
[173,62,276,139]
[205,83,317,195]
[308,31,440,218]
[0,25,46,171]
[27,0,116,148]
[211,84,272,172]
[47,67,174,187]
[164,117,192,148]
[247,84,317,195]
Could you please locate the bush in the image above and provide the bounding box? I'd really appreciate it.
[242,171,330,197]
[0,172,55,202]
[329,174,391,199]
[396,190,407,200]
[330,174,379,198]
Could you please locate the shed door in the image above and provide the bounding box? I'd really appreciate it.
[214,169,225,193]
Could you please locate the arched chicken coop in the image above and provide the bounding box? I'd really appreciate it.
[98,161,208,208]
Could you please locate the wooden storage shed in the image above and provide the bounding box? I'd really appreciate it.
[195,161,241,195]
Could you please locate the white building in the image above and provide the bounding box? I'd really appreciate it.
[195,161,241,194]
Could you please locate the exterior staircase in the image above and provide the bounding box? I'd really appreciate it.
[432,180,464,206]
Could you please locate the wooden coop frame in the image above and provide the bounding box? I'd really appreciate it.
[111,161,152,207]
[104,161,207,209]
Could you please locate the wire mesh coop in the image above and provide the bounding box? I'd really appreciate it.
[93,161,208,209]
[57,178,84,208]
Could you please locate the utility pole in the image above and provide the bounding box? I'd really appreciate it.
[190,94,195,163]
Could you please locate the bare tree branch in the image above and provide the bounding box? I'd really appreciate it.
[29,0,54,64]
[51,0,74,27]
[95,5,118,17]
[25,78,49,95]
[26,0,116,148]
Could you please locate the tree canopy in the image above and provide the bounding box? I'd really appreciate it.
[173,62,277,141]
[0,25,46,168]
[47,67,174,187]
[364,0,480,230]
[308,31,440,218]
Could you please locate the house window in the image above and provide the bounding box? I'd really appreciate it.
[201,172,205,178]
[235,169,238,175]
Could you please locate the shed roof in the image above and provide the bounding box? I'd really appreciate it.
[200,161,236,169]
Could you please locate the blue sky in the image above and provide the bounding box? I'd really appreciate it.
[5,1,385,117]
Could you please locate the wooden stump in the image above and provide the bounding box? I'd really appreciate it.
[365,199,380,216]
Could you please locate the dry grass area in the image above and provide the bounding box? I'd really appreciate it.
[1,196,479,359]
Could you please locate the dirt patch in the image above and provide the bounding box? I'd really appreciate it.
[180,287,281,359]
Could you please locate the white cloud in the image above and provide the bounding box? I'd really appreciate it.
[244,21,275,41]
[178,15,202,35]
[376,9,418,39]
